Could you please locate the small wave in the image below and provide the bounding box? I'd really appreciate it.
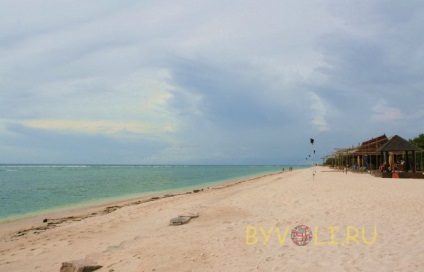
[0,165,92,169]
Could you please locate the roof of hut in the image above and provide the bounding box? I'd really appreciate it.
[354,134,388,155]
[378,135,422,152]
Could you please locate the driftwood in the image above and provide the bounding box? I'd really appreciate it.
[169,213,199,226]
[60,259,102,272]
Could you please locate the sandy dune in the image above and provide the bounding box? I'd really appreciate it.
[1,167,423,271]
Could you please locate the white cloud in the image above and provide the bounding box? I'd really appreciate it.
[22,119,176,137]
[0,0,423,164]
[371,99,404,122]
[308,92,329,132]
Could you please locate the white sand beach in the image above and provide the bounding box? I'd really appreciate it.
[0,167,423,271]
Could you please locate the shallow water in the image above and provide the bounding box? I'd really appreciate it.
[0,164,306,221]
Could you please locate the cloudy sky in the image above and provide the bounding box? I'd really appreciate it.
[1,0,423,165]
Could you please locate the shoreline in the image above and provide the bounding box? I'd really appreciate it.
[1,166,423,271]
[0,165,300,223]
[0,169,287,240]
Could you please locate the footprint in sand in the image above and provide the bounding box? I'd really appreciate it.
[266,257,274,262]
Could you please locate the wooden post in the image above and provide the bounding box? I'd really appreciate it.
[413,151,416,173]
[380,151,384,171]
[385,151,389,171]
[405,151,409,172]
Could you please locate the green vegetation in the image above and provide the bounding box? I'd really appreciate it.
[409,133,424,170]
[409,133,424,149]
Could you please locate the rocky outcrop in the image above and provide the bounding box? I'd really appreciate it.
[60,259,102,272]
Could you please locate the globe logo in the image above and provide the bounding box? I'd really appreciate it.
[291,225,313,246]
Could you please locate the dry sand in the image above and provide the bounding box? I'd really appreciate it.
[0,167,423,271]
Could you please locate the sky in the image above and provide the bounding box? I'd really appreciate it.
[1,0,423,165]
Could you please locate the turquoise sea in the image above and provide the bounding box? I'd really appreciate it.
[0,165,306,221]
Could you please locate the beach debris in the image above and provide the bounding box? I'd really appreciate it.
[60,259,102,272]
[8,191,207,241]
[163,194,175,198]
[169,213,199,226]
[13,225,49,238]
[103,205,120,213]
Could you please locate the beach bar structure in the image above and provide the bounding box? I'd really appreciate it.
[377,135,422,175]
[329,146,356,170]
[324,134,389,171]
[353,134,388,170]
[324,134,423,178]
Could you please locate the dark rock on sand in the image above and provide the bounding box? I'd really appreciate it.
[60,259,102,272]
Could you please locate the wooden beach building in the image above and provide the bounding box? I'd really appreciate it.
[353,134,388,171]
[376,135,423,178]
[324,134,423,178]
[323,134,388,171]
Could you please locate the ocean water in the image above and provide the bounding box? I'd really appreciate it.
[0,165,305,221]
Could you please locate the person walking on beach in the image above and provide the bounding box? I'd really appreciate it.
[345,164,348,174]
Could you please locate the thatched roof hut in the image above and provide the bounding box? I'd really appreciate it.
[378,135,422,152]
[378,135,423,173]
